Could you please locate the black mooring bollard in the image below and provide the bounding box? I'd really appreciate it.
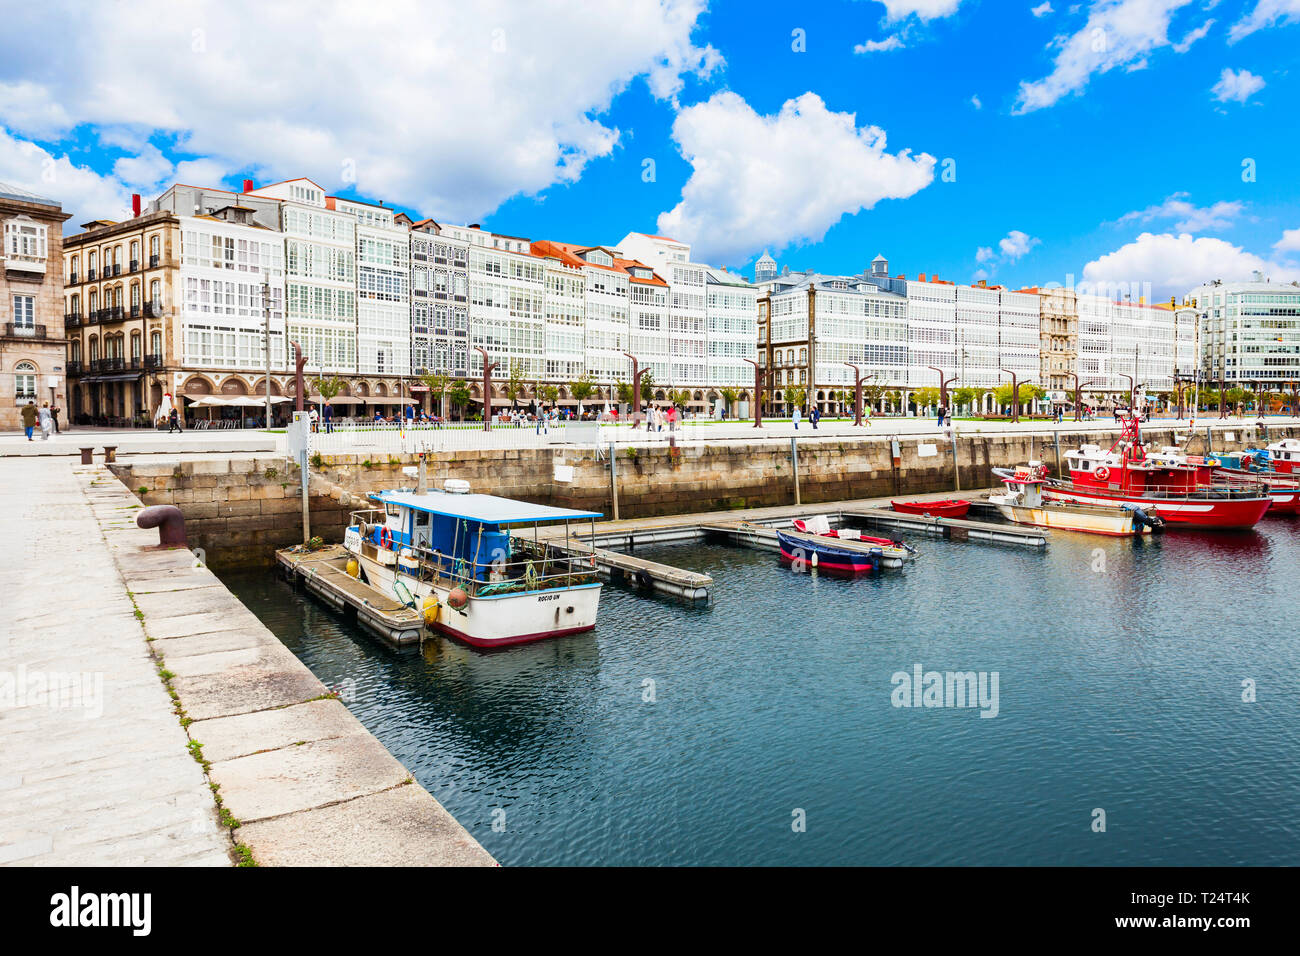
[136,504,188,549]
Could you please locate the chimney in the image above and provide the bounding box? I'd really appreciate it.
[242,179,254,193]
[978,279,987,288]
[918,273,926,282]
[131,194,141,217]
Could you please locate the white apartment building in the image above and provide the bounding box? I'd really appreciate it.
[705,267,758,389]
[1189,276,1300,389]
[246,178,356,374]
[409,220,470,378]
[332,197,410,377]
[174,207,285,376]
[757,268,908,411]
[616,232,736,390]
[455,226,545,380]
[1075,294,1183,401]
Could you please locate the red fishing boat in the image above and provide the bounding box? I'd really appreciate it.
[890,499,971,518]
[1046,417,1272,530]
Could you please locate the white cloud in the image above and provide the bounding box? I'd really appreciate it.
[1013,0,1195,114]
[854,35,906,53]
[0,128,135,223]
[971,94,983,108]
[999,230,1042,260]
[1082,232,1300,298]
[976,246,995,262]
[1116,193,1244,232]
[1275,228,1300,252]
[0,0,722,224]
[1172,18,1215,51]
[1031,3,1055,17]
[1211,67,1266,103]
[656,91,936,263]
[879,0,964,20]
[1229,0,1300,42]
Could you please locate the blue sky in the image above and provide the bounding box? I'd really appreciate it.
[2,0,1298,298]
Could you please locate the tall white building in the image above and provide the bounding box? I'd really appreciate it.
[247,178,356,374]
[331,196,410,377]
[1189,276,1300,389]
[153,185,286,379]
[705,267,758,389]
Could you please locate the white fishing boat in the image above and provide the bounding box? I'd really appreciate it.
[342,480,603,648]
[989,463,1164,536]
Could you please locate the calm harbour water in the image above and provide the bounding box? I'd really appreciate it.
[221,519,1300,866]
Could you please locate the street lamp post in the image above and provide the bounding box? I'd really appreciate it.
[999,368,1019,423]
[622,352,645,420]
[475,346,498,432]
[262,279,273,428]
[927,365,957,414]
[743,358,763,428]
[844,363,866,426]
[1118,373,1134,415]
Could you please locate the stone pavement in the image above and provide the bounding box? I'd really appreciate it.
[0,457,231,865]
[0,456,494,867]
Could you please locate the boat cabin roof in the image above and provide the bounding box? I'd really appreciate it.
[368,490,601,525]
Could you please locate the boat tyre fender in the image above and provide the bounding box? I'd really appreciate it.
[1096,466,1110,482]
[636,569,654,591]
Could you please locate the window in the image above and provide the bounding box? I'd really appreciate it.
[131,333,141,359]
[4,217,47,262]
[130,240,139,265]
[12,294,35,329]
[14,361,36,400]
[150,235,160,259]
[150,279,162,307]
[131,283,141,310]
[150,331,162,356]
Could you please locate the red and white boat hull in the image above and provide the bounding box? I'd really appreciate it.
[1046,488,1271,529]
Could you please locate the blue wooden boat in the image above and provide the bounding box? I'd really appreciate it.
[776,529,881,576]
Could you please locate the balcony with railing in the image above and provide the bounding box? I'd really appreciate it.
[65,312,82,328]
[87,267,97,281]
[129,259,139,272]
[66,360,82,376]
[148,254,160,269]
[144,353,163,369]
[3,323,47,339]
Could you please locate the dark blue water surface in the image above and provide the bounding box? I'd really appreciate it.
[221,519,1300,866]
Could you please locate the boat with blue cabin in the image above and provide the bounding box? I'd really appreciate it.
[342,480,603,648]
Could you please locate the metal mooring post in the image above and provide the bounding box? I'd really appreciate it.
[1053,427,1063,478]
[949,425,961,492]
[1206,425,1213,455]
[791,436,801,506]
[609,441,619,521]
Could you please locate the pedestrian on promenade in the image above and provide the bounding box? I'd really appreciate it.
[309,406,319,432]
[50,403,61,433]
[38,402,53,440]
[323,401,334,433]
[20,400,37,440]
[792,405,802,430]
[937,404,946,429]
[810,404,820,429]
[167,406,182,433]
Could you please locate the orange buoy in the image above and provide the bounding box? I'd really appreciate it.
[447,587,469,610]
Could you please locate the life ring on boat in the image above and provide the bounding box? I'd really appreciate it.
[379,526,393,550]
[1095,466,1110,482]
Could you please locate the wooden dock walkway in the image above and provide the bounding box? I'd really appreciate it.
[277,545,426,646]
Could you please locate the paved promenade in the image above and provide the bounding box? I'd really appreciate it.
[0,456,494,866]
[0,457,231,865]
[5,414,1291,459]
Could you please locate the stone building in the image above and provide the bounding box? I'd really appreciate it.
[2,182,70,430]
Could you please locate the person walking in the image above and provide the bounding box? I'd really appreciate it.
[167,406,182,433]
[37,402,53,440]
[792,404,802,430]
[50,403,61,434]
[323,401,334,433]
[810,404,820,430]
[937,404,946,429]
[20,400,38,441]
